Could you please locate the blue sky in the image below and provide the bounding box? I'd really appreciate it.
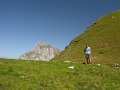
[0,0,120,58]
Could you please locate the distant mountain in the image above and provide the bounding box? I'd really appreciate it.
[20,42,62,61]
[53,9,120,65]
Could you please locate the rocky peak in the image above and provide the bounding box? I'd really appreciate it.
[35,42,52,48]
[19,41,62,61]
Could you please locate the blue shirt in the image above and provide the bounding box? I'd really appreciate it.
[85,47,91,54]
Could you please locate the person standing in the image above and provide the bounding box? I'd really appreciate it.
[84,44,92,64]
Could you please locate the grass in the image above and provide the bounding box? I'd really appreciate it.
[54,9,120,65]
[0,58,120,90]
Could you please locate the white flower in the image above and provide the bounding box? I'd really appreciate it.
[97,64,101,66]
[68,66,74,69]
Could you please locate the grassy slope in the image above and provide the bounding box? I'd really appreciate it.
[0,58,120,90]
[54,9,120,65]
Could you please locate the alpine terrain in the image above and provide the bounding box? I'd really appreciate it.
[20,42,62,61]
[54,9,120,65]
[0,9,120,90]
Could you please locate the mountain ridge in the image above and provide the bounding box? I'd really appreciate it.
[20,42,62,61]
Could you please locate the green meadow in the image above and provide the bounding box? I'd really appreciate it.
[0,58,120,90]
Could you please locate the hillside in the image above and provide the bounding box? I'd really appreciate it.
[54,9,120,65]
[0,58,120,90]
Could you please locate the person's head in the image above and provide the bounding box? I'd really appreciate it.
[86,44,88,47]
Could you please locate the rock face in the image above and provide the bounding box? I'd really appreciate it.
[20,42,62,61]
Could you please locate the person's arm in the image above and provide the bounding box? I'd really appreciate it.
[84,48,86,57]
[84,48,86,53]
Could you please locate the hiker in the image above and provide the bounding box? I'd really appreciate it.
[84,44,92,64]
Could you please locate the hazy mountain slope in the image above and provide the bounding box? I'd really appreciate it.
[54,9,120,65]
[20,42,61,61]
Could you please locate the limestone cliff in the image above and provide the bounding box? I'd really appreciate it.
[20,42,62,61]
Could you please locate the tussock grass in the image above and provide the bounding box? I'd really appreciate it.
[0,58,120,90]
